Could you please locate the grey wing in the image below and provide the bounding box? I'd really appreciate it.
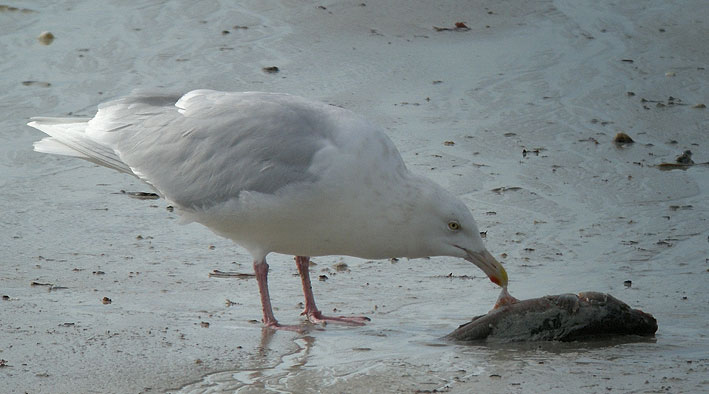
[88,90,331,210]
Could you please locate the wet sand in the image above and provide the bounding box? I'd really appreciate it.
[1,0,707,393]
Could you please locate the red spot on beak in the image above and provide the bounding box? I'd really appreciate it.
[490,276,502,286]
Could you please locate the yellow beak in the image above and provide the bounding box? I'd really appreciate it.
[464,249,508,287]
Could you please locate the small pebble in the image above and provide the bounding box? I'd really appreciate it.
[675,150,694,165]
[613,132,634,144]
[37,31,54,45]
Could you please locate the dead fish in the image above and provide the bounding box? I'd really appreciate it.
[446,292,657,342]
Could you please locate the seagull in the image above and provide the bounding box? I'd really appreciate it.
[30,90,509,330]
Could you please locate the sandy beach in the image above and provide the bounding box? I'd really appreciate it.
[1,0,707,393]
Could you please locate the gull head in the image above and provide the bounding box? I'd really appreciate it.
[410,179,508,288]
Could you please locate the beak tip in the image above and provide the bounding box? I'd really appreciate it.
[463,248,509,287]
[490,266,508,288]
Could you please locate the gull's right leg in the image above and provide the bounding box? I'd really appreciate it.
[254,258,302,331]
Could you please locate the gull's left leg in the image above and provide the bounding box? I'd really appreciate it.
[295,256,370,325]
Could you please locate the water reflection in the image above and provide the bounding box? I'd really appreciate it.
[172,329,316,393]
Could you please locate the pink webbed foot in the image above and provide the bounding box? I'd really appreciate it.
[302,310,370,326]
[263,320,307,332]
[295,255,370,326]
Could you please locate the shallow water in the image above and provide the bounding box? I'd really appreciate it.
[1,0,708,393]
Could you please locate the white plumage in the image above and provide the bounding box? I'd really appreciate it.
[31,90,507,329]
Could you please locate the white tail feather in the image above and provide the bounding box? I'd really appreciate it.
[29,118,134,175]
[34,137,89,158]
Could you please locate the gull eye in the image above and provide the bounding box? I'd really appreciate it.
[447,221,461,231]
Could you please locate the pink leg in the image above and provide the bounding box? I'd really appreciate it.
[254,258,301,331]
[296,256,370,325]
